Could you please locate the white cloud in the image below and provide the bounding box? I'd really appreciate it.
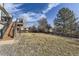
[4,3,22,15]
[43,3,59,14]
[12,17,16,22]
[13,4,22,8]
[19,12,46,22]
[39,14,46,19]
[18,12,47,27]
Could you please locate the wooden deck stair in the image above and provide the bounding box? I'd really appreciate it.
[9,22,15,38]
[2,22,14,40]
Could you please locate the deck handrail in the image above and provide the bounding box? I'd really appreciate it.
[0,5,11,18]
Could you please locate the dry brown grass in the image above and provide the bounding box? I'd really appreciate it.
[0,33,79,56]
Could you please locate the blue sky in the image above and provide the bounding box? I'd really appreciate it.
[4,3,79,27]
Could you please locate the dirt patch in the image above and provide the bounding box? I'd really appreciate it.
[0,40,18,45]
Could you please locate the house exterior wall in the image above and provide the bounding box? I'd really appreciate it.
[0,10,1,21]
[0,3,12,39]
[0,3,4,21]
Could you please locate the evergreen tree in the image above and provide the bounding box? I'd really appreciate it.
[54,8,78,35]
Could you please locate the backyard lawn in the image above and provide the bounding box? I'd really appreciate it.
[0,33,79,56]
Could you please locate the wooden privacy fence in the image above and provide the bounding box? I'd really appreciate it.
[52,31,79,38]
